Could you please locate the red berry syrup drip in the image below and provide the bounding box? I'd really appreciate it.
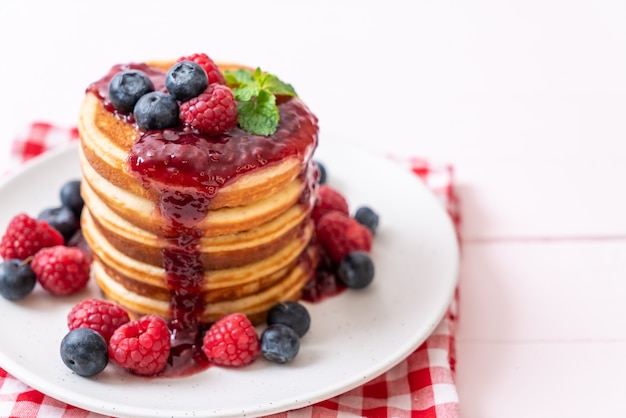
[160,322,211,378]
[301,249,346,302]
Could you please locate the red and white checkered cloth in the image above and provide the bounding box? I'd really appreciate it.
[0,122,461,418]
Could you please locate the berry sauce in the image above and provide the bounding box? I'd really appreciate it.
[301,251,346,302]
[89,63,318,376]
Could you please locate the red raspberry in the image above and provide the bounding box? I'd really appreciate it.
[108,314,171,376]
[0,213,64,260]
[31,245,91,295]
[177,53,226,85]
[67,298,130,342]
[312,185,350,223]
[316,211,373,263]
[179,84,238,135]
[202,313,260,367]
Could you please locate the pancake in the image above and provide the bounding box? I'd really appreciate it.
[78,58,320,327]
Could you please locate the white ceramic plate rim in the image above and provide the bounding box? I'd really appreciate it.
[0,137,459,417]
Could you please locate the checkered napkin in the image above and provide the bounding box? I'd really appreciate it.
[0,123,461,418]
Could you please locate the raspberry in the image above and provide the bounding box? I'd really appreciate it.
[315,211,373,263]
[31,245,91,295]
[311,185,349,223]
[179,84,238,135]
[0,213,64,260]
[108,314,171,376]
[177,53,226,85]
[202,313,260,367]
[67,298,130,342]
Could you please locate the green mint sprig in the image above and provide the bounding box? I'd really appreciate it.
[224,68,297,136]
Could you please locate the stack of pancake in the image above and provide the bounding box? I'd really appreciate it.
[78,60,319,326]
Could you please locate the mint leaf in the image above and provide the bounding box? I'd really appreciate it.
[224,67,297,135]
[232,84,259,102]
[261,74,296,96]
[225,69,259,101]
[237,90,279,136]
[224,69,255,86]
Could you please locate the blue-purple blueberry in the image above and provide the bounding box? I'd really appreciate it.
[59,179,84,218]
[267,301,311,337]
[337,251,375,289]
[108,70,155,114]
[133,92,179,130]
[260,324,300,364]
[165,61,208,102]
[60,328,109,377]
[354,206,379,235]
[0,259,36,300]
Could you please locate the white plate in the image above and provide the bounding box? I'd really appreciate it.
[0,137,459,418]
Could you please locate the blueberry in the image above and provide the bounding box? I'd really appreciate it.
[108,70,155,114]
[59,179,84,218]
[260,324,300,364]
[165,61,208,102]
[354,206,379,235]
[337,251,375,289]
[314,160,326,185]
[267,301,311,337]
[60,328,108,377]
[133,92,180,130]
[0,259,36,300]
[38,206,78,243]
